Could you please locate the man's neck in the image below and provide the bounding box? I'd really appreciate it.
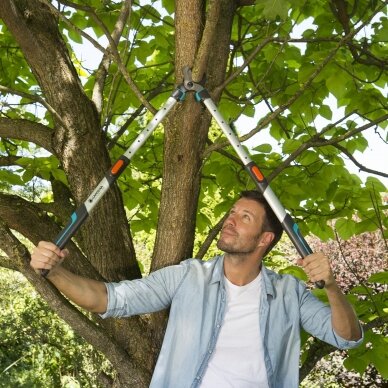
[223,253,263,286]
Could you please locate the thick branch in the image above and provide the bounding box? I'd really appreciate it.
[0,219,149,387]
[44,0,156,114]
[0,254,18,271]
[0,117,54,153]
[299,339,336,382]
[0,155,21,167]
[193,0,221,80]
[0,85,66,131]
[0,192,101,279]
[195,213,227,259]
[92,0,131,114]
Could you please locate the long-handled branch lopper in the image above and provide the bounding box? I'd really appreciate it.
[41,67,325,288]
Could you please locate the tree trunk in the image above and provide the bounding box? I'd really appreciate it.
[0,1,154,384]
[148,0,238,358]
[0,0,140,282]
[0,0,238,385]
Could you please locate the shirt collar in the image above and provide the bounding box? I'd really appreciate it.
[261,264,276,298]
[211,255,276,298]
[210,255,224,284]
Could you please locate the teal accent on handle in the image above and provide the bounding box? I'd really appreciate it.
[293,223,311,254]
[56,212,77,246]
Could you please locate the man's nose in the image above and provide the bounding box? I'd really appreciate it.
[225,214,236,227]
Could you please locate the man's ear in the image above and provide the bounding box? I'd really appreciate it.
[257,231,275,248]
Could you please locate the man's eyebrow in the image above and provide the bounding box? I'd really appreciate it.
[242,209,256,217]
[230,207,256,218]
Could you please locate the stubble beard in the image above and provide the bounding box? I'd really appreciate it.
[217,234,259,256]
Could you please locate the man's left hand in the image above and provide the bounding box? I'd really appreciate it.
[297,253,335,288]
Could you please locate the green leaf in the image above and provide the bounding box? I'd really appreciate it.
[161,0,174,14]
[369,341,388,379]
[279,265,308,281]
[307,220,335,240]
[52,169,68,186]
[365,176,386,192]
[335,218,357,240]
[319,104,332,120]
[367,271,388,284]
[0,170,24,186]
[252,143,272,153]
[299,150,319,165]
[344,355,369,375]
[68,29,83,44]
[282,139,303,154]
[256,0,290,20]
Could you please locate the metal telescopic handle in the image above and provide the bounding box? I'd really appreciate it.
[200,94,325,289]
[40,94,180,277]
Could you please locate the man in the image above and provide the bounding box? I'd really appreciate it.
[31,190,363,387]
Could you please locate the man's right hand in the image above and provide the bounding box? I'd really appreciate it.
[31,241,68,274]
[30,241,108,313]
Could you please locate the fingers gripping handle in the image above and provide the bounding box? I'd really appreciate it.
[40,205,89,277]
[200,95,325,288]
[247,164,326,289]
[282,215,325,289]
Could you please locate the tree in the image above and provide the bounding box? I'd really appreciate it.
[0,0,387,386]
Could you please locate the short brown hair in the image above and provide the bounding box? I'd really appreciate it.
[240,190,283,256]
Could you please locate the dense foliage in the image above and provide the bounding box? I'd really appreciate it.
[0,268,113,387]
[0,0,386,386]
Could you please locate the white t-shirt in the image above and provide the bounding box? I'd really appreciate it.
[200,272,269,387]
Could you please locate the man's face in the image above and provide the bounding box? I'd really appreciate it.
[217,198,266,255]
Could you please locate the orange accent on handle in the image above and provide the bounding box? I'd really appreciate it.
[111,160,124,175]
[251,165,265,181]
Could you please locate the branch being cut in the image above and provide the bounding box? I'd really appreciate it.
[192,0,222,81]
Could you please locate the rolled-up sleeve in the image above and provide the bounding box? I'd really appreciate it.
[100,262,190,319]
[299,283,363,349]
[332,323,364,349]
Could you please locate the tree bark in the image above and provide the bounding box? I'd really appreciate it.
[0,1,155,385]
[148,0,238,358]
[0,0,140,282]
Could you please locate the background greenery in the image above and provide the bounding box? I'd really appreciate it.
[0,0,387,386]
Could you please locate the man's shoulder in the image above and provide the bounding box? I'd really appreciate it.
[178,255,224,282]
[180,255,222,267]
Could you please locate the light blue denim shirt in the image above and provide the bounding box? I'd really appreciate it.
[101,255,363,388]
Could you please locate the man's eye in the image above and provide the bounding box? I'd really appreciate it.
[243,214,250,221]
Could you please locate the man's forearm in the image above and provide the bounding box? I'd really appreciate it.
[326,283,362,341]
[47,266,108,314]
